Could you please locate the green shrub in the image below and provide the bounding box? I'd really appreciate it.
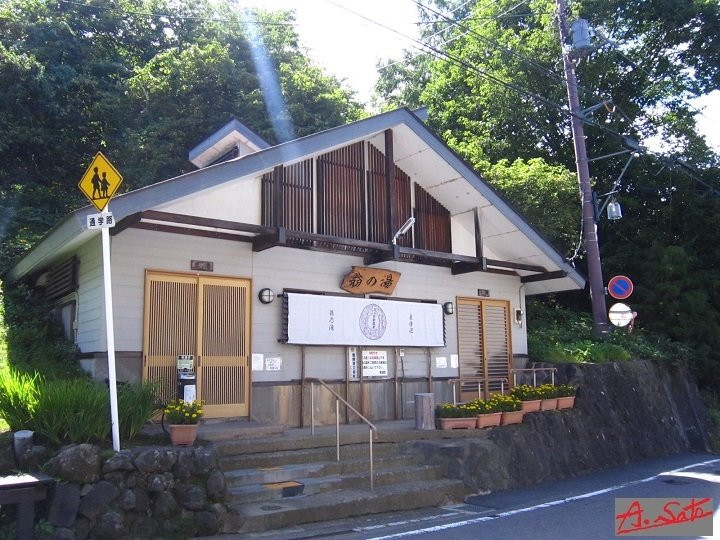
[488,394,522,412]
[118,382,160,439]
[435,403,477,418]
[510,384,542,401]
[536,384,558,399]
[585,342,632,363]
[32,379,110,444]
[556,384,577,397]
[0,369,39,430]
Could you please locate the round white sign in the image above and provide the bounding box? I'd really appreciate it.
[608,302,634,327]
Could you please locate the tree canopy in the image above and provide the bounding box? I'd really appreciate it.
[376,0,720,386]
[0,0,364,266]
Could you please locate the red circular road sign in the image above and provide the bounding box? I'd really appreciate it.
[608,275,634,300]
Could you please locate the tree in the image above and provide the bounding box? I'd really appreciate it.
[0,0,364,268]
[376,0,720,385]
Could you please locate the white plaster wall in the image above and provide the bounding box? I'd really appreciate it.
[450,210,476,257]
[75,236,104,353]
[107,228,527,384]
[154,175,262,225]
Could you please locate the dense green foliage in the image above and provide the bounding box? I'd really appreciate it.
[0,0,364,268]
[0,369,157,444]
[377,0,720,387]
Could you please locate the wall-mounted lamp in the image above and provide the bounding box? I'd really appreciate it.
[258,288,275,304]
[392,217,415,245]
[514,308,524,326]
[443,302,454,315]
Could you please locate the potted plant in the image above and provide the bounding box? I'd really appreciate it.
[434,403,478,430]
[538,384,559,410]
[163,399,204,446]
[489,394,524,425]
[472,398,503,428]
[556,384,577,409]
[510,384,543,413]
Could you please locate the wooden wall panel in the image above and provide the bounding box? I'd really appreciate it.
[367,144,412,245]
[317,142,365,240]
[261,159,313,231]
[414,184,452,253]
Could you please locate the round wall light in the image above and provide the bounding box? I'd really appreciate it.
[442,302,454,315]
[258,288,275,304]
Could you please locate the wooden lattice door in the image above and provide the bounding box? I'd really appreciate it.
[456,298,512,401]
[143,272,251,418]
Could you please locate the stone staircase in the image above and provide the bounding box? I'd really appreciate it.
[211,427,470,534]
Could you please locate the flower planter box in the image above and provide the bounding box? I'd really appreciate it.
[436,417,477,430]
[557,396,576,409]
[169,424,198,446]
[500,410,524,425]
[520,399,542,413]
[540,398,558,411]
[476,412,502,428]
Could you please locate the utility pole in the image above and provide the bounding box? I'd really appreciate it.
[556,0,610,338]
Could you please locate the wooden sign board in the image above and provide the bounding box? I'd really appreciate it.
[340,266,400,295]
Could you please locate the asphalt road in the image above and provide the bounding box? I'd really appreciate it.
[243,453,720,540]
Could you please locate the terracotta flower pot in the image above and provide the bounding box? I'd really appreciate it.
[476,412,502,428]
[436,417,477,430]
[169,424,198,446]
[520,400,542,413]
[557,396,576,409]
[541,398,558,411]
[500,410,524,425]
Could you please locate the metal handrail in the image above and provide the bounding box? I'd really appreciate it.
[307,378,378,490]
[510,367,557,387]
[448,377,508,404]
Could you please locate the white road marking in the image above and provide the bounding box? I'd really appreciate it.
[368,458,720,539]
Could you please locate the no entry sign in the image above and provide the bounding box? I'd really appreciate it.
[608,275,634,300]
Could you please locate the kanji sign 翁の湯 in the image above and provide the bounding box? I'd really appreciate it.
[340,266,400,295]
[78,152,123,211]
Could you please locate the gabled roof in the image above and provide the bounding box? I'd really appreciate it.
[6,107,585,294]
[188,117,270,168]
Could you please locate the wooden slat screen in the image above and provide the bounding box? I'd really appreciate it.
[457,298,512,400]
[484,304,511,394]
[261,159,313,231]
[146,278,198,404]
[317,142,366,240]
[366,144,412,245]
[200,282,249,408]
[46,257,78,301]
[457,300,485,401]
[414,184,452,253]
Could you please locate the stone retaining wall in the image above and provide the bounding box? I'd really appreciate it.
[43,444,227,539]
[404,359,710,493]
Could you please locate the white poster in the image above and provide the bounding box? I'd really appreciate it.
[251,354,264,371]
[265,357,282,371]
[362,350,388,377]
[287,293,445,347]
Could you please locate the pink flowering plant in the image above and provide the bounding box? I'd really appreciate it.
[163,399,204,424]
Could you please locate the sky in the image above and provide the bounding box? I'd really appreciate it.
[240,0,719,153]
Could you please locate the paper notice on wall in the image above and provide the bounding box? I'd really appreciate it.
[435,356,447,369]
[251,354,264,371]
[362,350,388,377]
[265,357,282,371]
[183,384,196,403]
[450,354,459,369]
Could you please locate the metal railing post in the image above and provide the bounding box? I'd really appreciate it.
[552,371,555,386]
[513,371,517,386]
[336,399,340,462]
[311,382,315,436]
[369,428,374,491]
[533,371,537,387]
[501,380,505,395]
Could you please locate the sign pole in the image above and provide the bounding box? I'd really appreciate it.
[101,204,121,452]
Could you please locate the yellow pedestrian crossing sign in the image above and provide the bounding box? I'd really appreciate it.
[78,152,123,211]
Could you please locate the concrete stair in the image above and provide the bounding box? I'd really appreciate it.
[215,435,470,534]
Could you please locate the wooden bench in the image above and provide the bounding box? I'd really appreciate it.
[0,473,54,540]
